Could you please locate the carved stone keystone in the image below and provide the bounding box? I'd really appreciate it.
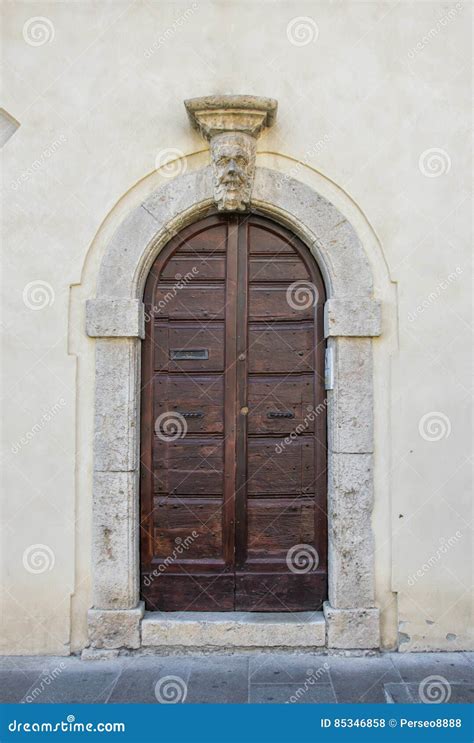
[184,95,277,211]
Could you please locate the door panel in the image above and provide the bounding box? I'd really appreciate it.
[141,213,327,612]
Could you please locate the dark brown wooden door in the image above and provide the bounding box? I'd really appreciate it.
[140,213,327,612]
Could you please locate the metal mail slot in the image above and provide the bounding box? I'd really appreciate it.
[170,349,209,360]
[268,411,295,419]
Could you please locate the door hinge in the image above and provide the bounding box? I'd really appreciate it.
[325,347,334,390]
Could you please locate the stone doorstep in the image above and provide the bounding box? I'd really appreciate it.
[141,611,326,649]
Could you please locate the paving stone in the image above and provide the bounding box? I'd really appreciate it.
[0,671,48,703]
[390,652,472,684]
[107,660,193,704]
[32,670,120,704]
[327,654,400,703]
[384,683,416,703]
[249,653,331,684]
[385,682,474,704]
[249,681,336,704]
[185,656,248,703]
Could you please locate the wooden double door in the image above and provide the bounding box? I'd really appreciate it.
[140,213,327,612]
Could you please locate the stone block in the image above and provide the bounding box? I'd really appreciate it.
[324,603,380,649]
[328,453,375,608]
[88,602,144,649]
[94,338,140,472]
[324,299,381,337]
[252,168,373,298]
[328,338,373,453]
[92,471,139,609]
[86,298,145,338]
[142,611,326,648]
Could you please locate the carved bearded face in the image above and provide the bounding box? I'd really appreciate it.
[211,132,256,211]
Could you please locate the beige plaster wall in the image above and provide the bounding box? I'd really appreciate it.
[1,0,471,654]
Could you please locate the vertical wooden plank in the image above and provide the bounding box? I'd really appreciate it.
[235,217,249,569]
[223,217,239,571]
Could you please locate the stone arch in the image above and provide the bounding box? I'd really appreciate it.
[85,164,384,651]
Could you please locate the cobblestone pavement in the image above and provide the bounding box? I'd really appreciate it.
[1,652,472,704]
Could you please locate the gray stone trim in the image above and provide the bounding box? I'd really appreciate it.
[324,299,381,337]
[88,602,144,649]
[327,339,374,454]
[142,611,325,649]
[327,453,375,608]
[86,299,145,338]
[87,165,382,651]
[323,603,381,649]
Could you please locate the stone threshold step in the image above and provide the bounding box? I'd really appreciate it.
[141,611,326,648]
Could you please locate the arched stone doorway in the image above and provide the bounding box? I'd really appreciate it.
[85,164,383,651]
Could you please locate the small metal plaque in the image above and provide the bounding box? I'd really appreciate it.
[170,349,209,360]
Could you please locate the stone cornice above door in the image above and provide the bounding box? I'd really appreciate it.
[184,95,277,139]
